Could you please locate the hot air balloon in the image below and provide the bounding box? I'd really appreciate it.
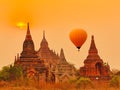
[69,29,87,51]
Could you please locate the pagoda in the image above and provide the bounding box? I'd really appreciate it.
[80,35,110,80]
[14,23,47,81]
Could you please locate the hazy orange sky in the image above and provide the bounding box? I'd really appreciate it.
[0,0,120,70]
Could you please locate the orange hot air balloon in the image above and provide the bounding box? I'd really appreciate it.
[69,29,87,50]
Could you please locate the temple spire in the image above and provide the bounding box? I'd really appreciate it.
[89,35,98,53]
[43,30,45,39]
[15,56,16,62]
[60,48,67,63]
[25,23,32,40]
[60,48,65,59]
[40,30,48,47]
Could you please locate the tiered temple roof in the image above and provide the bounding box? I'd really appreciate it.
[80,35,110,80]
[53,48,76,82]
[14,23,47,80]
[37,31,59,66]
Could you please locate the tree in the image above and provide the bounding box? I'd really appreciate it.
[0,66,10,81]
[109,75,120,88]
[69,77,94,89]
[76,77,94,90]
[9,65,23,80]
[0,65,23,81]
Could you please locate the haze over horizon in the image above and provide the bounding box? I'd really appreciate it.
[0,0,120,70]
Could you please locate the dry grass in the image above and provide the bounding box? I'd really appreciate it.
[0,80,119,90]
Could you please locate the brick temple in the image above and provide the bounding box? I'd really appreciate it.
[14,23,110,82]
[14,23,76,82]
[79,35,110,80]
[14,23,47,81]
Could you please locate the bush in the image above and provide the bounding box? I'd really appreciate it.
[109,75,120,88]
[0,65,23,81]
[0,66,10,81]
[76,77,94,89]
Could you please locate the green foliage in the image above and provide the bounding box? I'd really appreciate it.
[109,75,120,88]
[69,78,77,83]
[69,77,94,89]
[0,65,23,81]
[0,66,10,81]
[76,77,93,89]
[9,65,23,80]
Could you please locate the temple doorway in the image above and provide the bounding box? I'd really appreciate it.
[95,63,102,76]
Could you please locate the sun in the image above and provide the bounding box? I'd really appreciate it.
[16,22,27,29]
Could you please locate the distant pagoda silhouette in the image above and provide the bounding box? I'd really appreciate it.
[80,35,110,80]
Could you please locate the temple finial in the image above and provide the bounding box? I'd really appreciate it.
[27,22,30,34]
[17,53,19,58]
[59,48,67,63]
[43,30,45,39]
[92,35,94,40]
[25,22,32,40]
[40,30,48,47]
[15,56,16,61]
[60,48,65,59]
[89,35,98,53]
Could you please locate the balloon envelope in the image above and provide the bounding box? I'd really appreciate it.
[69,29,87,50]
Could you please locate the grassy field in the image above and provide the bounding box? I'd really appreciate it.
[0,80,119,90]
